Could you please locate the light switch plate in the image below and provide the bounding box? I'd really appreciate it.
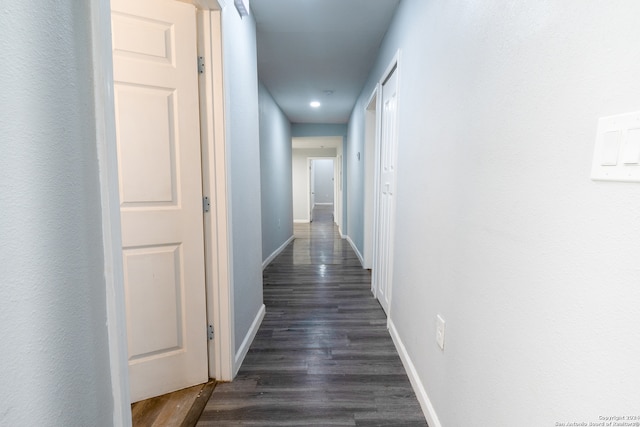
[591,111,640,182]
[436,315,445,350]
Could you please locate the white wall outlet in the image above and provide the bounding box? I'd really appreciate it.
[436,314,445,350]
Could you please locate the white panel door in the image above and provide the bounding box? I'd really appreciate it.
[111,0,208,402]
[373,65,399,315]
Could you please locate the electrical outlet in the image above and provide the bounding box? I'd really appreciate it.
[436,315,445,350]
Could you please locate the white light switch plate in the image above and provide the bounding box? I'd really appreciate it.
[436,315,445,350]
[591,111,640,182]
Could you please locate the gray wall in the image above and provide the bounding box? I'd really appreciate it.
[348,0,640,424]
[0,2,114,424]
[220,6,264,353]
[292,123,347,138]
[258,82,293,263]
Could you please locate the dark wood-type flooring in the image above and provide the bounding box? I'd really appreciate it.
[198,205,427,426]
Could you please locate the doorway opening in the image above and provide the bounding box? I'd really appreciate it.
[309,158,335,222]
[291,136,343,231]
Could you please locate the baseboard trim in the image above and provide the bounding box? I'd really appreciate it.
[345,235,364,268]
[313,202,334,206]
[262,235,294,270]
[233,304,265,377]
[388,319,442,427]
[293,219,309,224]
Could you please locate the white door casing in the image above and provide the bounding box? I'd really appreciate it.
[309,159,315,221]
[111,0,208,402]
[372,57,400,316]
[333,157,340,222]
[196,9,235,382]
[364,87,379,271]
[335,152,344,234]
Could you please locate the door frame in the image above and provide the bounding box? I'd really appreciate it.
[364,85,380,272]
[372,50,401,316]
[334,154,342,226]
[91,1,131,423]
[92,1,233,423]
[196,8,234,382]
[307,157,337,223]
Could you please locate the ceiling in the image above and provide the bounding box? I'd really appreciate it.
[250,0,401,124]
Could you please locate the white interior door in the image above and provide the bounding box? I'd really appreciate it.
[373,64,399,315]
[111,0,208,402]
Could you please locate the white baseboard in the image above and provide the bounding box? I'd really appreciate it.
[345,235,364,268]
[262,235,294,270]
[314,202,334,206]
[388,319,442,427]
[293,219,309,224]
[234,304,265,377]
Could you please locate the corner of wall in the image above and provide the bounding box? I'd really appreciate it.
[262,235,294,270]
[233,304,265,376]
[388,319,442,427]
[345,235,364,267]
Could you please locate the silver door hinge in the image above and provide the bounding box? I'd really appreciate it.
[203,196,211,213]
[198,56,205,74]
[208,324,214,340]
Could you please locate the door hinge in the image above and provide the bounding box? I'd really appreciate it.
[203,196,211,213]
[208,324,214,340]
[198,56,205,74]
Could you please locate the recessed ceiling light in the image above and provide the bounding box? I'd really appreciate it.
[310,101,321,108]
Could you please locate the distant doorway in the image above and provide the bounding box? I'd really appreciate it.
[309,158,335,222]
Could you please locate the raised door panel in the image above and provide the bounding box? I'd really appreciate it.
[111,0,208,403]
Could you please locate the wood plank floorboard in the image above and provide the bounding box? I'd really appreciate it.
[132,380,216,427]
[198,206,427,426]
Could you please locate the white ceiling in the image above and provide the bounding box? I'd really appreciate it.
[250,0,401,124]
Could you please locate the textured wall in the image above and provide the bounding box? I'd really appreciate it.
[0,2,114,425]
[220,6,264,353]
[258,82,293,263]
[350,0,640,425]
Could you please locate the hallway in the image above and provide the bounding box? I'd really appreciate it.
[197,205,427,426]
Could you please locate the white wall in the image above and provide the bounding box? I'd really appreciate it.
[0,2,116,425]
[313,159,334,204]
[349,0,640,425]
[292,148,337,222]
[259,82,293,263]
[220,5,264,354]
